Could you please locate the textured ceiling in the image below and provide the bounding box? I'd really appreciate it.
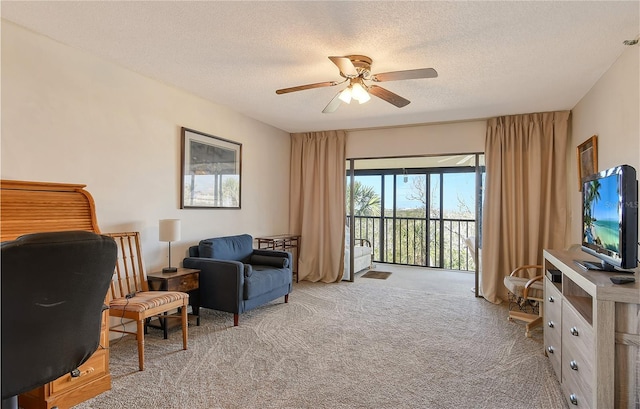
[2,1,639,133]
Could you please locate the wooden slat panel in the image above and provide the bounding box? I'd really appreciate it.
[105,232,149,300]
[1,180,100,241]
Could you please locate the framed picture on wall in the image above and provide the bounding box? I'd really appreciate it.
[180,127,242,209]
[576,135,598,191]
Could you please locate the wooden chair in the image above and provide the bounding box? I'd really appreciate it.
[503,265,544,337]
[106,232,189,370]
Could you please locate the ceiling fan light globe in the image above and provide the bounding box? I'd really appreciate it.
[338,87,352,104]
[356,91,371,104]
[351,82,367,100]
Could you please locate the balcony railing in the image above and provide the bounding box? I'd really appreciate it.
[349,215,476,271]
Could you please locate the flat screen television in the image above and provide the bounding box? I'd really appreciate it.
[579,164,638,272]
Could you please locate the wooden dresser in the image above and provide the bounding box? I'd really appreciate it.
[1,180,111,409]
[543,249,640,409]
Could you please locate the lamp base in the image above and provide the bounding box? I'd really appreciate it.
[162,267,178,273]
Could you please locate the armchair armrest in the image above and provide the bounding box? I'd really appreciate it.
[354,238,372,247]
[523,275,543,300]
[508,265,543,300]
[182,257,245,314]
[509,265,543,278]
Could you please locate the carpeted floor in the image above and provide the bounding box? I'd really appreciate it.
[75,264,567,409]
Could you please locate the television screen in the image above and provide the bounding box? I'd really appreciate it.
[580,164,638,271]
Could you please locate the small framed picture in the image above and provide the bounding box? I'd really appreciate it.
[576,135,597,191]
[181,127,242,209]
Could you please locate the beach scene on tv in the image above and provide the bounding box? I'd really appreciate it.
[583,174,621,254]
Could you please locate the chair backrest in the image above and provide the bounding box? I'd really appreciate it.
[463,236,481,271]
[1,230,116,399]
[105,232,148,300]
[198,234,253,262]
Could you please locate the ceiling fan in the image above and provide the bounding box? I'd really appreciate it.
[275,55,438,113]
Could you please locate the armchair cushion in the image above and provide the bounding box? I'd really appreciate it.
[244,266,291,299]
[199,234,253,261]
[250,254,290,268]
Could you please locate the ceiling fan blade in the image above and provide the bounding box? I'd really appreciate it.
[328,56,358,77]
[322,91,343,113]
[371,68,438,82]
[276,81,338,95]
[368,85,410,108]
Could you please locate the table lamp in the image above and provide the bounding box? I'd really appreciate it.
[159,219,180,273]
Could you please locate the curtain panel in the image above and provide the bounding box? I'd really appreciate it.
[481,111,570,303]
[289,130,346,283]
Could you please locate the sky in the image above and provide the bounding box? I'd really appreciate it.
[354,172,477,213]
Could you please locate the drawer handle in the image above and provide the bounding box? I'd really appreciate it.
[547,346,554,354]
[570,360,578,371]
[547,321,554,328]
[70,367,94,379]
[570,327,579,336]
[548,296,554,302]
[569,394,578,405]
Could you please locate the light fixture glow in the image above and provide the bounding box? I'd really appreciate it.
[338,87,352,104]
[351,82,369,103]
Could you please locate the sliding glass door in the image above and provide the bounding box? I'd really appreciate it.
[346,154,484,279]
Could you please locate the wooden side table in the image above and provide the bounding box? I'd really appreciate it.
[147,268,200,338]
[255,234,300,282]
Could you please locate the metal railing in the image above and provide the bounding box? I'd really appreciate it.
[349,215,476,271]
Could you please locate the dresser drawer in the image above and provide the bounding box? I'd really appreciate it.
[545,335,562,378]
[562,301,594,356]
[562,367,593,408]
[561,300,594,408]
[167,273,199,292]
[51,349,108,394]
[148,270,199,293]
[544,278,563,377]
[545,279,562,333]
[545,279,562,316]
[545,324,562,378]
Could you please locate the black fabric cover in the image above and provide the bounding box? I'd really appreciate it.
[1,231,117,399]
[250,254,290,268]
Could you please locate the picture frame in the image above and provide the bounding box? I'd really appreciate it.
[576,135,598,191]
[180,127,242,209]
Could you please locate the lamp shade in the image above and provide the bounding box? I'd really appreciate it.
[351,82,367,102]
[338,87,352,104]
[159,219,181,242]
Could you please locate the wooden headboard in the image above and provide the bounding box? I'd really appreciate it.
[1,180,101,242]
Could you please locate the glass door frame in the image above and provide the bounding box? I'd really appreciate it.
[345,153,484,293]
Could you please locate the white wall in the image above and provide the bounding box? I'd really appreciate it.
[570,47,640,246]
[1,21,291,271]
[6,18,635,271]
[346,120,486,159]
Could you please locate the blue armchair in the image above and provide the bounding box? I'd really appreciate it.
[183,234,292,326]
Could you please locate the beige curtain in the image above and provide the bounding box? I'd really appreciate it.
[289,130,346,283]
[481,111,569,303]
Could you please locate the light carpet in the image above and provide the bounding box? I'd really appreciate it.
[76,264,567,409]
